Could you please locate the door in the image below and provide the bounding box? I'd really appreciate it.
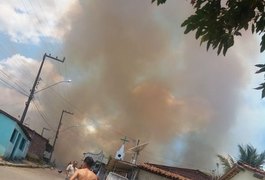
[10,133,21,159]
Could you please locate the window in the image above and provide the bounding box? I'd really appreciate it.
[10,129,18,143]
[19,138,26,151]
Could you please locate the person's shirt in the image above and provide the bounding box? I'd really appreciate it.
[70,168,98,180]
[66,164,78,178]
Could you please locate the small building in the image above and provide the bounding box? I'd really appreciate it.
[105,158,138,179]
[102,137,212,180]
[219,162,265,180]
[83,150,109,179]
[104,160,212,180]
[22,125,51,161]
[0,110,31,160]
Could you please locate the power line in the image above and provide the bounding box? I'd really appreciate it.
[32,100,55,131]
[0,68,29,95]
[19,0,64,55]
[34,95,62,125]
[11,57,36,85]
[0,77,29,96]
[49,88,87,118]
[0,102,22,108]
[20,0,49,51]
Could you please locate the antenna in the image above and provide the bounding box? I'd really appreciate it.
[128,140,148,164]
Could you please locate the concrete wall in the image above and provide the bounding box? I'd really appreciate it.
[0,114,30,159]
[9,123,30,159]
[229,170,262,180]
[0,114,17,156]
[137,170,171,180]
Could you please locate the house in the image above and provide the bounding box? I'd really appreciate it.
[83,150,109,179]
[138,163,212,180]
[0,110,31,160]
[102,137,212,180]
[22,125,52,161]
[105,158,138,179]
[219,162,265,180]
[103,159,212,180]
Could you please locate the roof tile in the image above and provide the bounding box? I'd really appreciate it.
[139,163,212,180]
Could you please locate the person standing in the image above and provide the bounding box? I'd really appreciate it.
[66,161,78,180]
[70,157,98,180]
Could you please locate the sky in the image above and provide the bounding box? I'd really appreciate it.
[1,0,265,173]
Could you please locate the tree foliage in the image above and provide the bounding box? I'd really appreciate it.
[238,144,265,168]
[152,0,265,98]
[151,0,166,5]
[218,144,265,173]
[152,0,265,55]
[217,154,235,173]
[255,64,265,98]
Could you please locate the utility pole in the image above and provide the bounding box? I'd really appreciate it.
[49,110,73,162]
[20,53,65,124]
[131,139,140,164]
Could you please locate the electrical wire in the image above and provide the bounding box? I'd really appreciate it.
[0,77,29,96]
[0,68,29,95]
[32,100,55,131]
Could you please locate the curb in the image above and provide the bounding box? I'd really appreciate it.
[0,161,50,168]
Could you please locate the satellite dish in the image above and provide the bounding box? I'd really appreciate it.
[129,142,149,152]
[128,142,149,164]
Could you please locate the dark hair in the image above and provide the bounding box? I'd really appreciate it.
[84,157,94,168]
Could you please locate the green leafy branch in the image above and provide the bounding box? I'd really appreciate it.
[152,0,265,98]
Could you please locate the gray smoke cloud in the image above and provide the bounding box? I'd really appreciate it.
[43,0,254,171]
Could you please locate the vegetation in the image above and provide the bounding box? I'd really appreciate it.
[152,0,265,98]
[218,144,265,172]
[217,154,235,173]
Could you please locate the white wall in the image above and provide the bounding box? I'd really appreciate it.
[230,170,263,180]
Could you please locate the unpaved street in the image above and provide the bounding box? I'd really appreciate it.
[0,166,65,180]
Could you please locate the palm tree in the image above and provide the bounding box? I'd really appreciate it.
[217,154,235,173]
[217,144,265,172]
[237,144,265,168]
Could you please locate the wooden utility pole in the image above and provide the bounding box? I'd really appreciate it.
[49,110,73,162]
[20,53,65,124]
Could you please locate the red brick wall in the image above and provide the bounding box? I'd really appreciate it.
[24,127,48,159]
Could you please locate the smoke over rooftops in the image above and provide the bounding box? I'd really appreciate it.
[48,0,251,170]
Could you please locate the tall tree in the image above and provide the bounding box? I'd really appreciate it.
[152,0,265,97]
[238,144,265,168]
[218,144,265,172]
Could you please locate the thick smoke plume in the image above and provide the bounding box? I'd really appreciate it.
[47,0,251,170]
